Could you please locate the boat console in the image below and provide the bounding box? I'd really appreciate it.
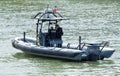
[40,31,63,47]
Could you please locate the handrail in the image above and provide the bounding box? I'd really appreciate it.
[100,41,109,51]
[67,43,70,48]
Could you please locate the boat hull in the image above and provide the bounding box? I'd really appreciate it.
[12,37,115,61]
[12,37,84,61]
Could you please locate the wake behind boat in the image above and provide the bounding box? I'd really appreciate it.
[12,6,115,61]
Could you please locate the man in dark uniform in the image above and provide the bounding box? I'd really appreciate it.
[48,26,56,40]
[48,26,56,47]
[55,24,63,47]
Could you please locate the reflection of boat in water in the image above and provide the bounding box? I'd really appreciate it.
[12,6,115,61]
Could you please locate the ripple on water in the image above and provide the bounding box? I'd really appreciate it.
[0,0,120,76]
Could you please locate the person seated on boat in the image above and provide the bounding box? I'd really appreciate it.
[55,24,63,47]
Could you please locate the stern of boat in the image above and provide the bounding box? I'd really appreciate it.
[100,48,115,58]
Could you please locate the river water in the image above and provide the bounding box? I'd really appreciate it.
[0,0,120,76]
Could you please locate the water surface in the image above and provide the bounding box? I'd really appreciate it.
[0,0,120,76]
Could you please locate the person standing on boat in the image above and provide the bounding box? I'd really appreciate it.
[48,26,55,46]
[55,24,63,47]
[48,26,56,39]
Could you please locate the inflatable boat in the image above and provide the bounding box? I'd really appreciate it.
[12,6,115,61]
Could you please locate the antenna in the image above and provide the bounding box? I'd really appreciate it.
[46,4,50,18]
[47,4,49,9]
[46,4,49,12]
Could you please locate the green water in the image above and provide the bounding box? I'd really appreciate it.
[0,0,120,76]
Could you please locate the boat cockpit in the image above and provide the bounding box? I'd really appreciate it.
[33,5,67,47]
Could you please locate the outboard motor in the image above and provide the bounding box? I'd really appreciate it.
[86,43,101,61]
